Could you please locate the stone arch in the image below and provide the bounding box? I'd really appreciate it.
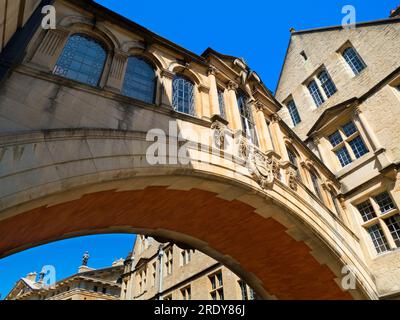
[169,62,202,86]
[58,15,121,51]
[0,129,377,300]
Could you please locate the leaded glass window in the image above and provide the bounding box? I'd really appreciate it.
[367,224,390,254]
[349,136,369,159]
[357,200,376,222]
[318,70,337,98]
[310,170,323,201]
[172,75,195,116]
[307,80,325,107]
[53,34,107,87]
[287,100,301,126]
[385,215,400,247]
[218,89,226,119]
[335,147,352,167]
[375,192,395,214]
[328,121,369,168]
[343,47,366,75]
[122,56,155,104]
[237,92,259,146]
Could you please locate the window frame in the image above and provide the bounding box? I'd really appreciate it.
[172,74,196,116]
[122,56,156,104]
[354,191,400,256]
[53,33,108,87]
[342,46,367,76]
[286,99,301,126]
[209,271,224,301]
[237,90,259,146]
[327,120,369,169]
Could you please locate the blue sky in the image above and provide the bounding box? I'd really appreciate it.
[0,0,397,299]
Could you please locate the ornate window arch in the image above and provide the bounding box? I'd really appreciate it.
[53,33,107,87]
[172,74,196,116]
[122,56,156,104]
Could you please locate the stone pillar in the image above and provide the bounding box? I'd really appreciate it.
[161,69,175,107]
[208,66,220,117]
[269,114,289,161]
[353,106,382,151]
[226,81,242,132]
[105,51,128,93]
[252,101,274,152]
[30,28,70,71]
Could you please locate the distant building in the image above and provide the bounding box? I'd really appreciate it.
[6,256,124,300]
[121,236,256,300]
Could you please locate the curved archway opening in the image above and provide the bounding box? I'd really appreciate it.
[0,176,357,300]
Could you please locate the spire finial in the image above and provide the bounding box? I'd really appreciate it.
[82,251,90,266]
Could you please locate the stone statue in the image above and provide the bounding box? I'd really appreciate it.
[82,251,89,266]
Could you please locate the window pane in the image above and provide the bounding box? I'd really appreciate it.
[287,148,301,180]
[122,57,155,104]
[349,136,369,159]
[287,100,301,126]
[343,47,366,75]
[342,122,358,137]
[375,192,396,214]
[307,80,325,107]
[218,89,226,119]
[53,34,106,86]
[172,76,195,115]
[318,70,337,98]
[367,224,390,254]
[357,200,376,222]
[385,215,400,247]
[329,131,343,147]
[237,92,259,146]
[335,147,352,167]
[310,171,323,201]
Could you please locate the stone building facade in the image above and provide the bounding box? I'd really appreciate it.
[0,0,399,300]
[275,8,400,298]
[6,259,124,300]
[121,236,254,300]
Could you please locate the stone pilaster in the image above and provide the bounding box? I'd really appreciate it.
[30,28,70,71]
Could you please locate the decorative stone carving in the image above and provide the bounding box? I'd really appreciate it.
[270,113,281,123]
[207,66,218,76]
[228,80,239,91]
[248,149,280,189]
[237,135,251,159]
[211,120,227,149]
[255,100,265,112]
[286,167,298,191]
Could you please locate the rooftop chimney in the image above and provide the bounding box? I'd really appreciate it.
[390,6,400,18]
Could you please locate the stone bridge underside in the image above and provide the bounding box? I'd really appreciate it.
[0,129,377,300]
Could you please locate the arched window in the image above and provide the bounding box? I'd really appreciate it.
[287,147,301,181]
[172,75,195,115]
[309,169,323,201]
[237,91,259,146]
[53,34,107,86]
[122,56,156,104]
